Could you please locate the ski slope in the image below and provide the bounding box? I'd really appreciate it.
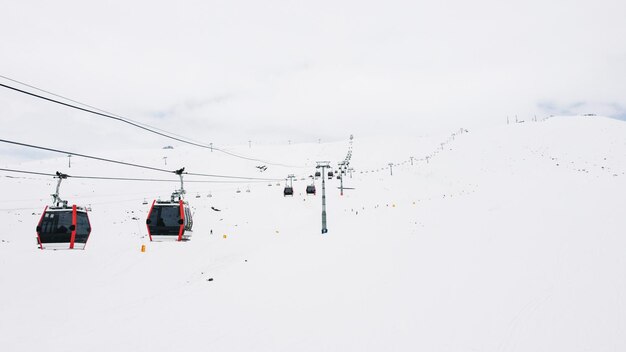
[1,116,625,351]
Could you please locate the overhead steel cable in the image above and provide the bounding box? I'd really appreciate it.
[0,168,277,183]
[0,82,214,149]
[0,77,308,168]
[0,74,213,147]
[0,138,172,173]
[0,139,283,181]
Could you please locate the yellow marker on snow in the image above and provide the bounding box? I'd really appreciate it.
[141,244,146,252]
[223,234,227,239]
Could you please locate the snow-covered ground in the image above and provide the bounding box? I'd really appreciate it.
[1,116,625,351]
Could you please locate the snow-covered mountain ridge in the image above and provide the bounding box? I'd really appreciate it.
[1,116,625,351]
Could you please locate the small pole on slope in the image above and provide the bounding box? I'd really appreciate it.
[389,163,393,176]
[210,143,213,152]
[67,154,72,168]
[410,156,414,166]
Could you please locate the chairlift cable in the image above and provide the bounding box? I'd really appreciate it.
[0,139,283,181]
[0,167,277,183]
[0,77,307,168]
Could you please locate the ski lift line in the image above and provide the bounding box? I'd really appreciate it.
[0,139,283,181]
[0,138,171,173]
[211,147,308,169]
[184,171,281,181]
[0,168,279,183]
[0,82,212,148]
[0,79,308,168]
[0,74,210,147]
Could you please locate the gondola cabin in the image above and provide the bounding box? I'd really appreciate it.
[146,200,193,242]
[328,171,334,179]
[306,185,316,195]
[36,205,91,250]
[315,171,321,178]
[284,186,294,196]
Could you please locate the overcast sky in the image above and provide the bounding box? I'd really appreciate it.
[1,0,625,159]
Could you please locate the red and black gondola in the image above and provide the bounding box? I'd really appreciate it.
[146,199,193,242]
[36,205,91,250]
[145,168,193,242]
[35,172,91,250]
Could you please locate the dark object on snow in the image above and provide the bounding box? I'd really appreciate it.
[211,207,221,212]
[207,278,214,282]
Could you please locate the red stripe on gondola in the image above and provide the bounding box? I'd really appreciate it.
[83,208,92,250]
[70,205,77,249]
[146,200,156,242]
[177,200,184,242]
[36,206,48,250]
